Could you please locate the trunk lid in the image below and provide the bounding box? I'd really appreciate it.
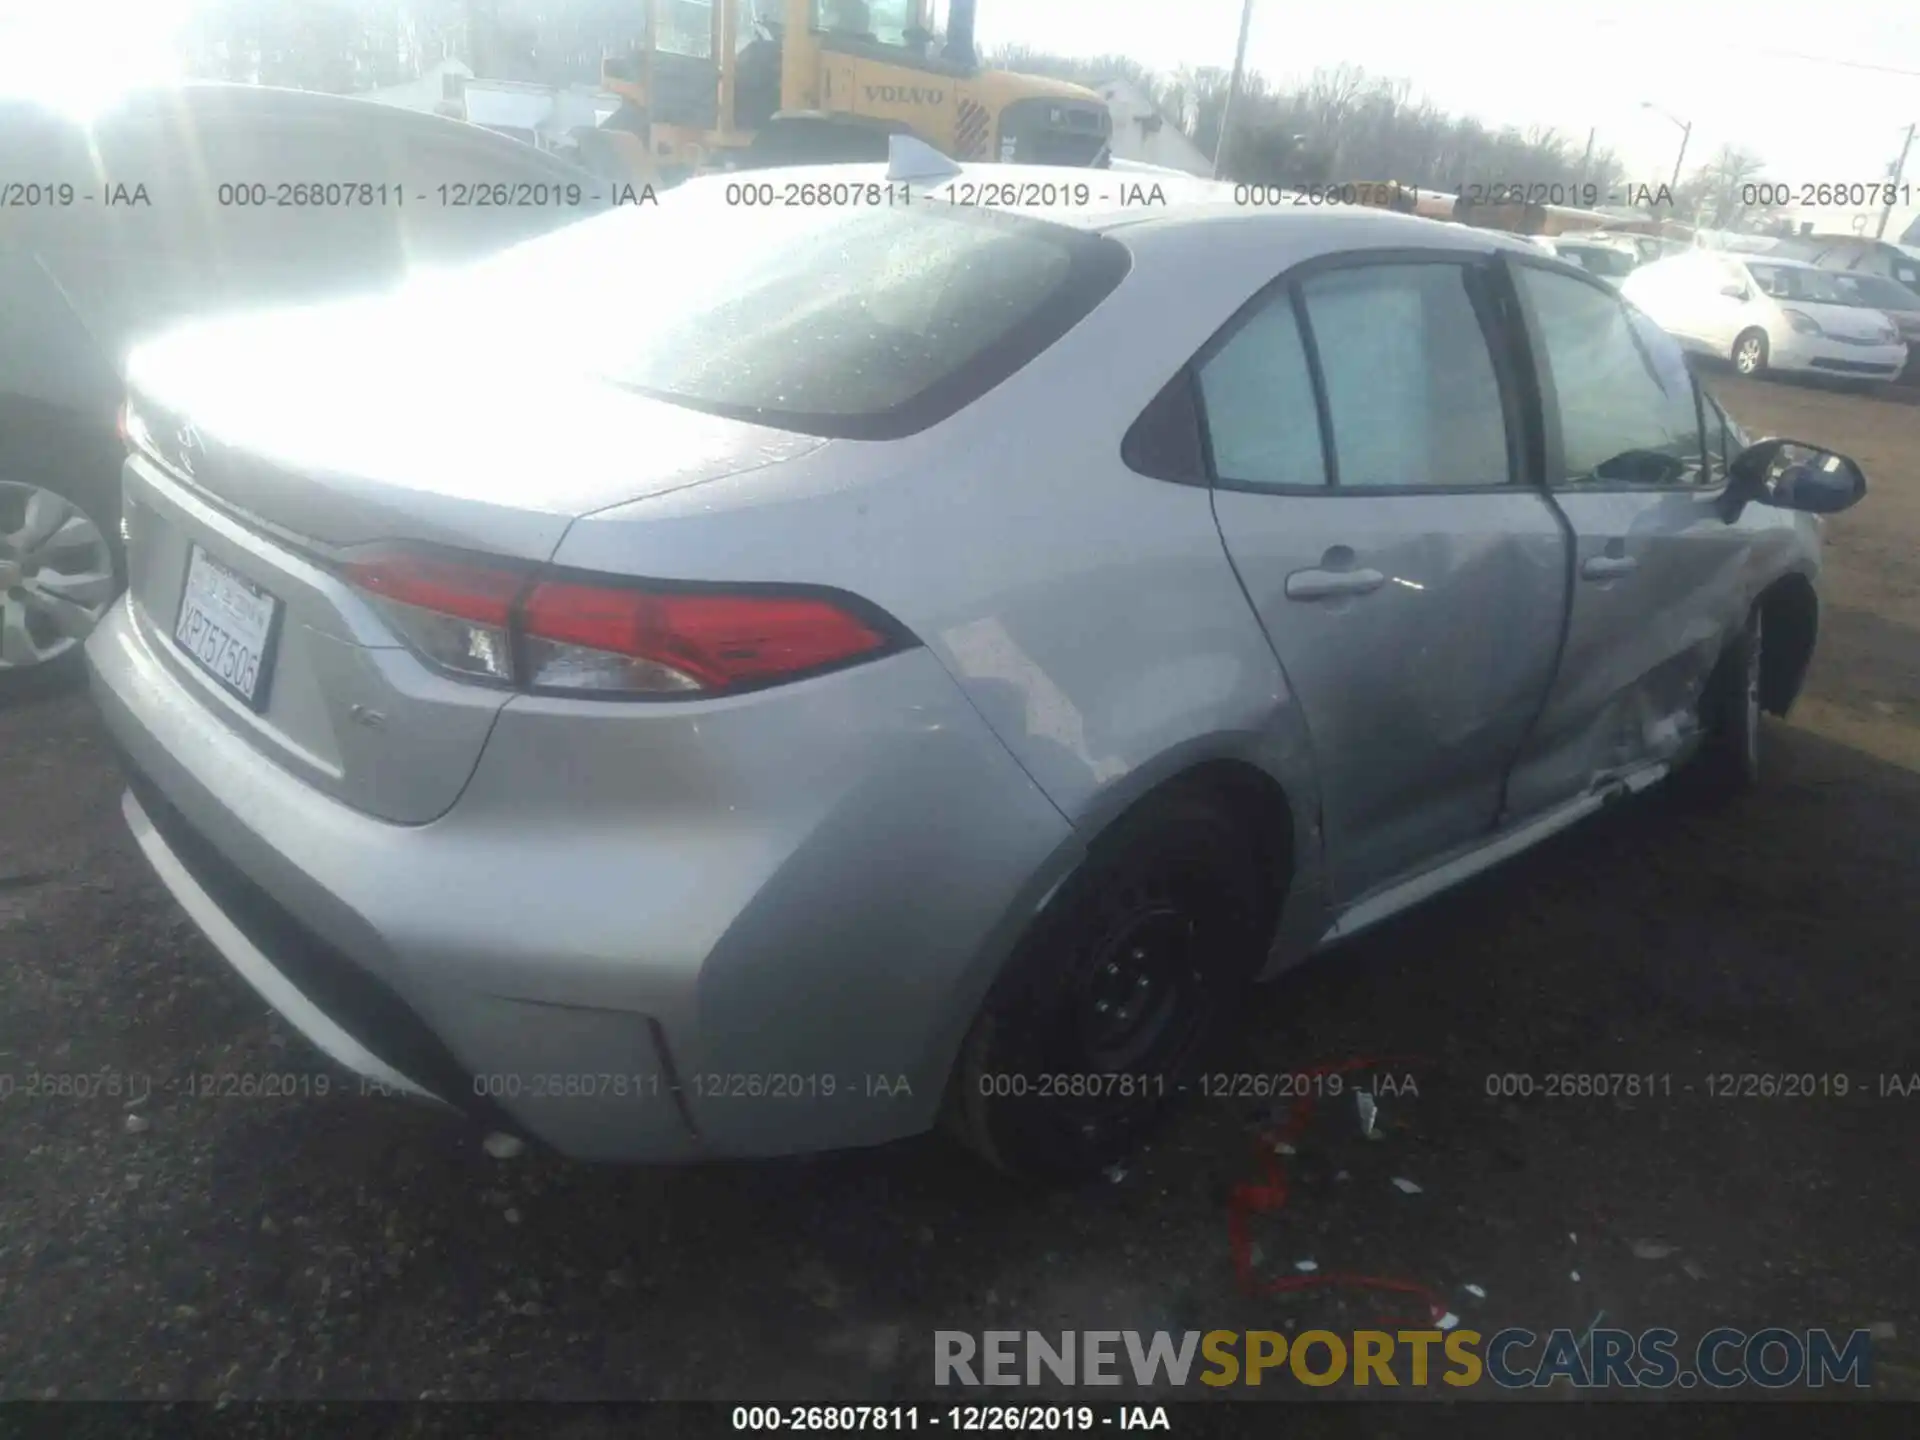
[124,292,826,557]
[119,293,825,825]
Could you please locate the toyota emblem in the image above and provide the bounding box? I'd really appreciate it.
[175,422,203,478]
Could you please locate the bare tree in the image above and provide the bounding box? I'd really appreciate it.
[986,48,1627,197]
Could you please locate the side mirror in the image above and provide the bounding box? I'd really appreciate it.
[1724,437,1867,519]
[1719,283,1750,299]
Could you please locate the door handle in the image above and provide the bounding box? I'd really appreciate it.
[1285,567,1387,600]
[1581,555,1639,580]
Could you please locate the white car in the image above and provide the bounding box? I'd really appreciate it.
[1621,250,1906,383]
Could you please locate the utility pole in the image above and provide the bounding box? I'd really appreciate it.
[1577,126,1595,188]
[1668,119,1691,191]
[1877,122,1916,239]
[1213,0,1255,180]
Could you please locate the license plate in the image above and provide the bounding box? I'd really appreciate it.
[174,544,282,710]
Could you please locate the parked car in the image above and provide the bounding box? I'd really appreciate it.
[1827,271,1920,378]
[1765,233,1920,300]
[0,82,599,696]
[1621,250,1906,382]
[88,155,1865,1179]
[1542,235,1640,285]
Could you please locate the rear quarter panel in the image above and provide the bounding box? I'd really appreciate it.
[554,213,1478,966]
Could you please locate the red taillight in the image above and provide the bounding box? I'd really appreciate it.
[520,582,889,691]
[342,554,525,627]
[339,549,898,696]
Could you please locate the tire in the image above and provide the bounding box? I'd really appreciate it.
[1685,605,1763,800]
[945,789,1275,1181]
[0,473,124,701]
[1732,329,1770,378]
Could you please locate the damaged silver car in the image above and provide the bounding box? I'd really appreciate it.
[87,159,1866,1180]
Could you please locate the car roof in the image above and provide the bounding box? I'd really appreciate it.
[684,158,1543,252]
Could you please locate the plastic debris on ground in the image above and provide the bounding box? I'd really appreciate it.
[1294,1260,1319,1273]
[1682,1259,1708,1281]
[1630,1239,1677,1260]
[482,1132,525,1160]
[1273,1141,1296,1155]
[1103,1163,1128,1185]
[1391,1177,1423,1195]
[1570,1270,1582,1282]
[1577,1311,1608,1359]
[1436,1312,1460,1331]
[1464,1284,1487,1299]
[1356,1091,1379,1139]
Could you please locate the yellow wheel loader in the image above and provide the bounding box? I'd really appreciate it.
[576,0,1113,185]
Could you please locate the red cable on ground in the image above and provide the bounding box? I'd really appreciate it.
[1225,1054,1451,1329]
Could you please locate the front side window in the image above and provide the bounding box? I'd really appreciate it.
[1517,266,1705,487]
[1299,263,1511,489]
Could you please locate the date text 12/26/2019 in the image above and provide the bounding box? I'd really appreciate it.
[731,1406,1171,1432]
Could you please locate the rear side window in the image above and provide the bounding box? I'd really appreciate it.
[440,188,1131,439]
[1194,296,1326,489]
[1298,263,1511,489]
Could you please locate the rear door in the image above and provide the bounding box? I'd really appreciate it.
[1204,253,1569,905]
[1499,258,1743,818]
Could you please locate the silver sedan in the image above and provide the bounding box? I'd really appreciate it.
[86,156,1865,1179]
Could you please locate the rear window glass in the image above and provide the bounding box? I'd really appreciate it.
[412,183,1130,438]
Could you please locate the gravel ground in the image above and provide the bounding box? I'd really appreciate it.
[1,374,1917,1406]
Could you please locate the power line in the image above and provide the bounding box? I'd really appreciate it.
[1733,46,1920,78]
[1584,20,1920,78]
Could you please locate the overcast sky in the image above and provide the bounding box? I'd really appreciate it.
[979,0,1919,191]
[5,0,1916,202]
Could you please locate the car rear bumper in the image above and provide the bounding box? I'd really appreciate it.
[87,597,1077,1161]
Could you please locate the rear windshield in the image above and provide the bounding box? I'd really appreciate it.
[424,182,1131,439]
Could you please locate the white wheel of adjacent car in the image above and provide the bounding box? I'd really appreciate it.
[1732,329,1770,377]
[0,478,121,697]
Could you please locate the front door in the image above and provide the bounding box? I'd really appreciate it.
[1202,255,1569,905]
[1500,259,1747,819]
